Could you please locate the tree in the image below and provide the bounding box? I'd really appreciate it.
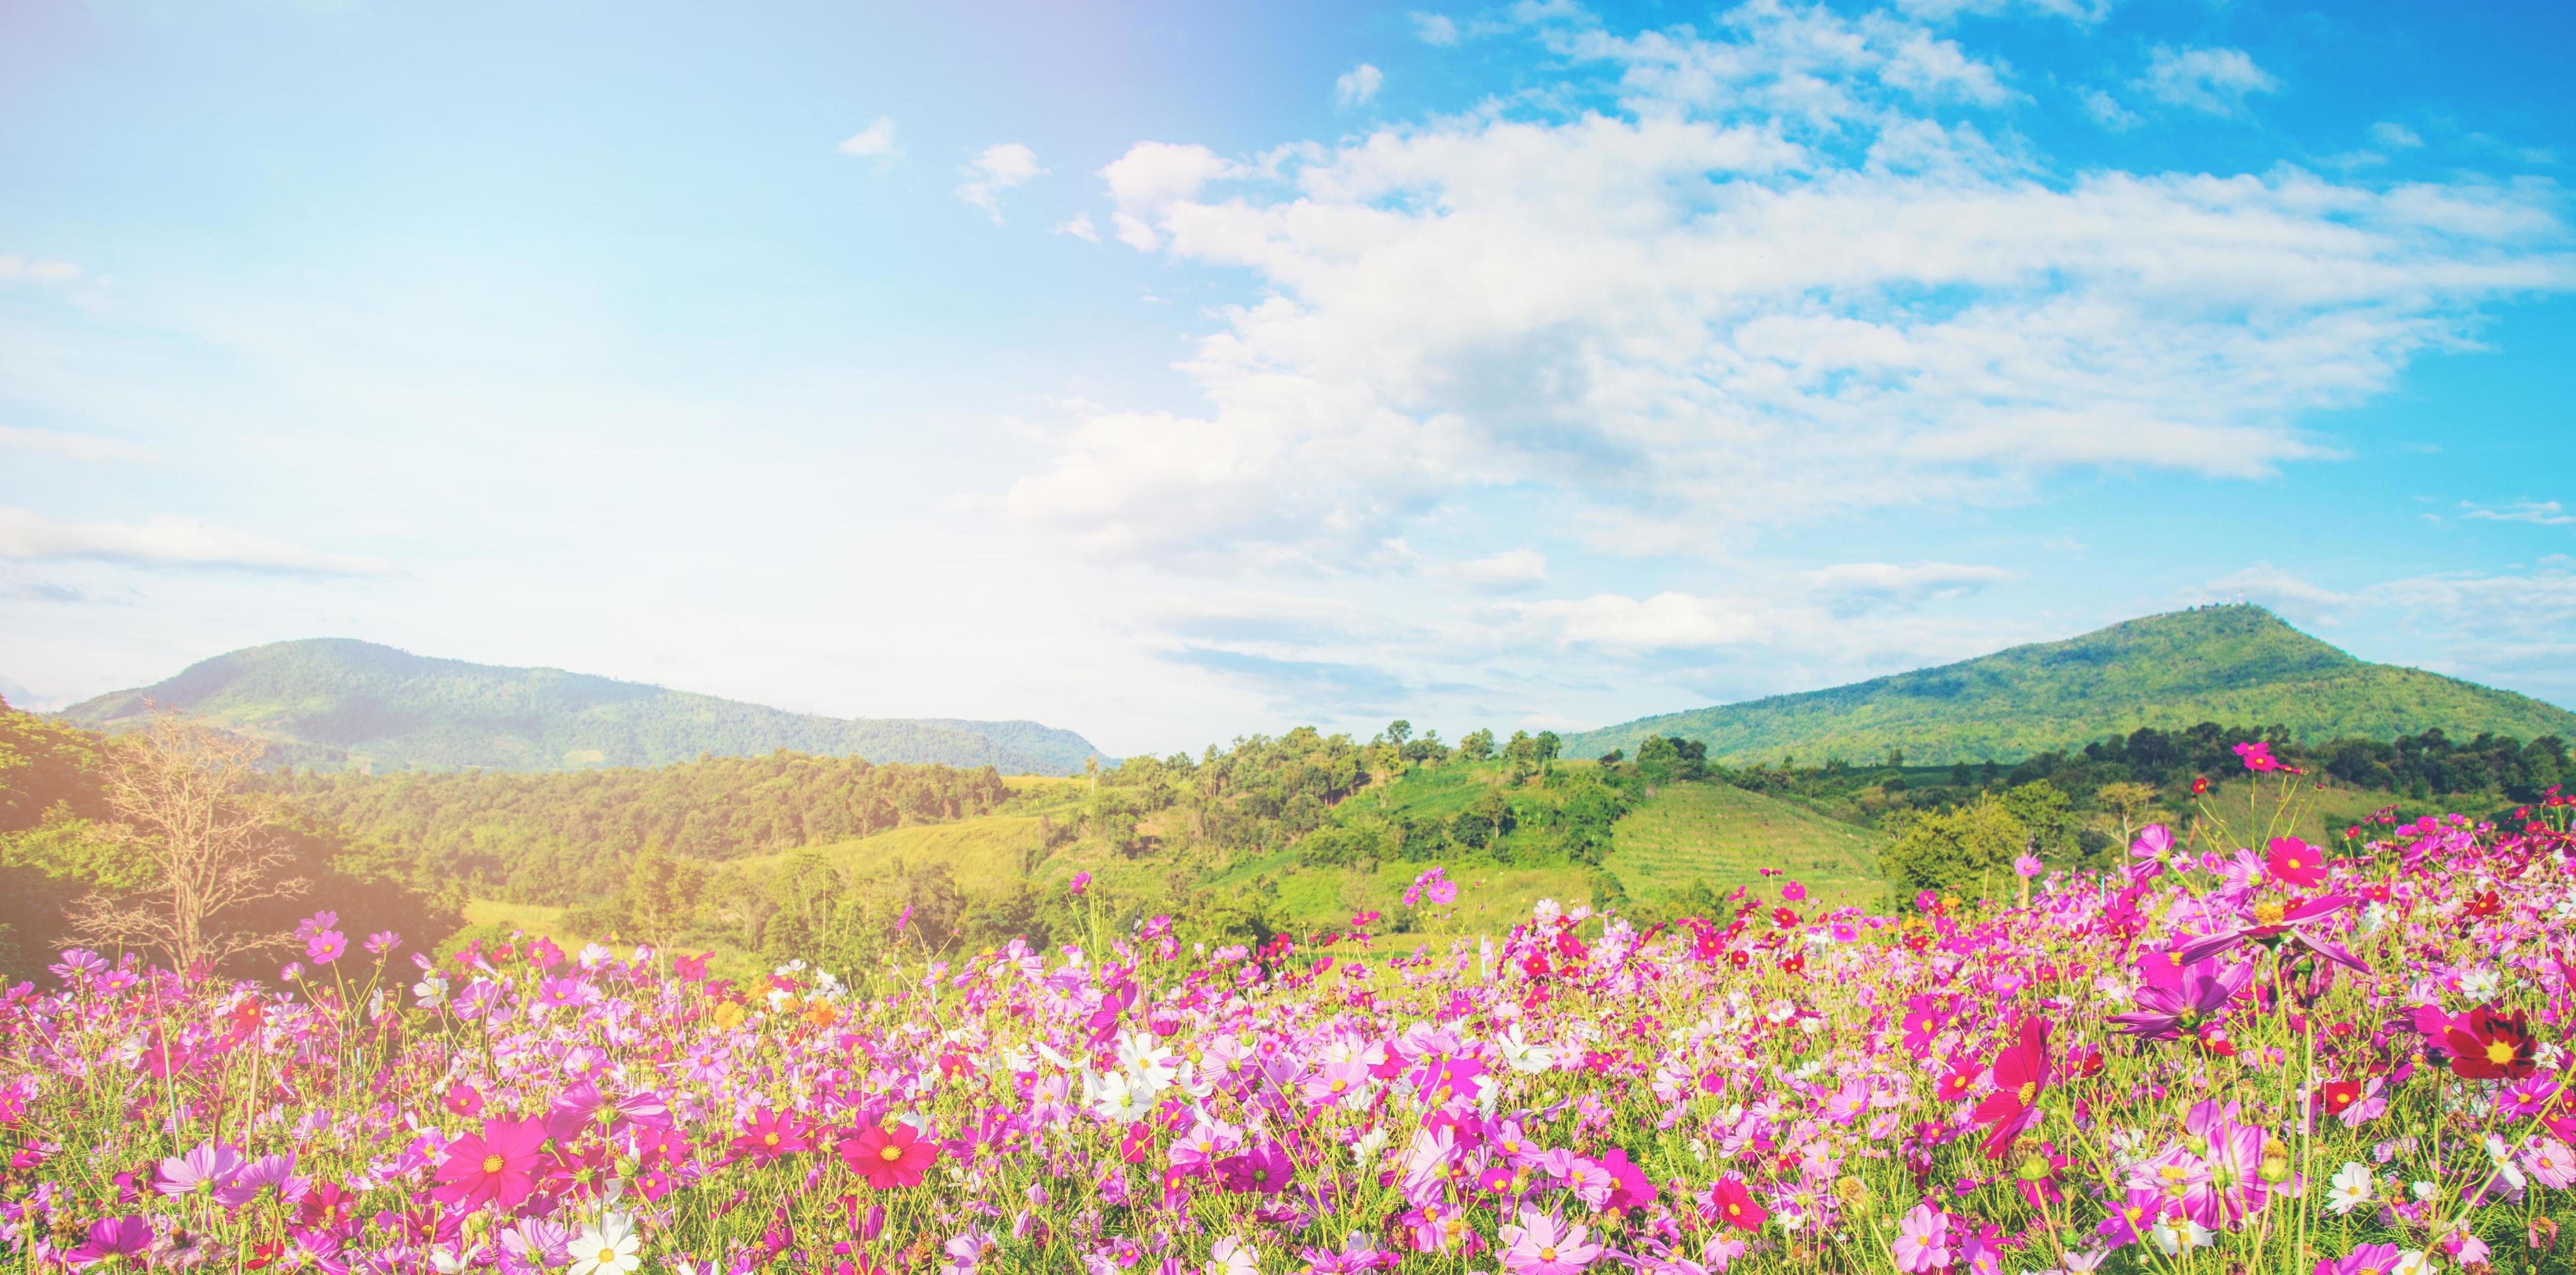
[68,712,310,972]
[1383,720,1413,747]
[1456,729,1496,762]
[1878,792,2024,904]
[2095,781,2158,844]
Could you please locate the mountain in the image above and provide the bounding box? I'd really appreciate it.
[1562,606,2576,766]
[51,639,1107,775]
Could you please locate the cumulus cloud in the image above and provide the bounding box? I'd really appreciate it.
[1336,62,1385,108]
[956,143,1044,221]
[1012,5,2569,572]
[0,425,152,464]
[2139,46,2277,116]
[0,507,392,577]
[836,116,901,161]
[1055,212,1102,243]
[1412,12,1460,45]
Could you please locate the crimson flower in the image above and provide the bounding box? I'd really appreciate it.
[429,1117,547,1213]
[2445,1005,2538,1080]
[1969,1017,2054,1159]
[1708,1175,1767,1230]
[839,1120,940,1189]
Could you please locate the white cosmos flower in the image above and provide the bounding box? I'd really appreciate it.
[1495,1025,1556,1075]
[566,1213,642,1275]
[1204,1237,1257,1275]
[2326,1161,2374,1215]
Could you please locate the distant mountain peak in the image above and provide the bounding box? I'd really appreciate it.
[55,638,1109,776]
[1562,607,2573,766]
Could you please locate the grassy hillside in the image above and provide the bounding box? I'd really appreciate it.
[1564,606,2576,766]
[54,638,1106,775]
[1602,780,1884,909]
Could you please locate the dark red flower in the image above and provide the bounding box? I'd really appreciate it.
[2444,1005,2538,1080]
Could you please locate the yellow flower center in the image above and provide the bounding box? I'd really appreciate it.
[1539,1247,1558,1261]
[763,1132,780,1147]
[2487,1041,2516,1066]
[2253,902,2287,926]
[2017,1081,2037,1105]
[880,1144,903,1162]
[481,1155,505,1174]
[596,1248,616,1263]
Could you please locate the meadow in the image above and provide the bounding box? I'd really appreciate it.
[5,755,2570,1274]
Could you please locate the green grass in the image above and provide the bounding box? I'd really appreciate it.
[1603,779,1886,909]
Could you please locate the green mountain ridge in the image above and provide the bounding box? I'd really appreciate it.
[50,638,1108,775]
[1562,606,2576,766]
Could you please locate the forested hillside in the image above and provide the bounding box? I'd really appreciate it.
[54,638,1105,774]
[1566,605,2576,765]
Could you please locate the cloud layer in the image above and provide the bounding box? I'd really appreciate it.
[1011,3,2570,574]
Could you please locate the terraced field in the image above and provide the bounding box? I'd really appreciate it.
[1602,780,1887,909]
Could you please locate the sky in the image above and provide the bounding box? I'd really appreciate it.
[1,0,2571,758]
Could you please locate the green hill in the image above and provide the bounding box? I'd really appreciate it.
[53,638,1107,775]
[1562,606,2576,766]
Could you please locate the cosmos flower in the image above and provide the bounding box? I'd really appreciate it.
[430,1118,549,1213]
[840,1118,941,1189]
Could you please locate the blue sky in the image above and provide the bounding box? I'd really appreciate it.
[1,0,2571,756]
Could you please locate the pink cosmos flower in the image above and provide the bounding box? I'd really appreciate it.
[1890,1203,1951,1272]
[305,929,346,964]
[1498,1207,1602,1275]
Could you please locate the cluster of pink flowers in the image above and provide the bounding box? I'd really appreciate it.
[0,771,2569,1274]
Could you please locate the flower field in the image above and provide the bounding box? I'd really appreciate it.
[5,768,2573,1274]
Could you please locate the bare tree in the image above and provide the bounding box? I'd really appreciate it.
[68,709,308,971]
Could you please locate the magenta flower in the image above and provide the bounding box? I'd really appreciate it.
[1780,880,1807,903]
[305,929,346,964]
[364,930,401,956]
[429,1117,547,1212]
[2111,958,2254,1041]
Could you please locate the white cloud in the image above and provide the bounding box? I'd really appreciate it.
[0,507,392,576]
[2080,87,2140,131]
[2461,499,2574,526]
[836,116,901,161]
[1055,212,1102,242]
[2139,46,2278,116]
[1020,10,2569,570]
[956,142,1045,221]
[1413,12,1460,45]
[2195,563,2362,624]
[1896,0,2111,20]
[1443,548,1549,591]
[1807,560,2013,606]
[2370,121,2424,150]
[0,255,81,285]
[1098,142,1246,252]
[1336,62,1385,109]
[0,425,153,464]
